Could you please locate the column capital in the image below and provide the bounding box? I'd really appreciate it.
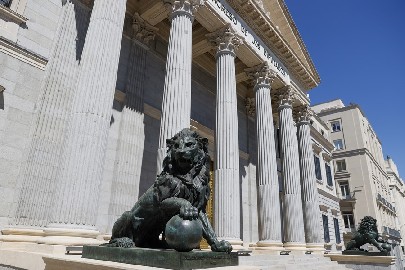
[132,13,158,48]
[295,105,313,125]
[164,0,205,21]
[277,85,296,109]
[207,24,243,57]
[245,62,277,89]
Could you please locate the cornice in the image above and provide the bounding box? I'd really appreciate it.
[332,147,389,179]
[318,188,340,203]
[224,0,320,90]
[310,125,334,152]
[0,37,47,70]
[0,4,28,24]
[277,0,319,85]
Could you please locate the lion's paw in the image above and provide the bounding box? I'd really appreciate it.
[103,237,135,248]
[211,240,232,253]
[179,205,199,220]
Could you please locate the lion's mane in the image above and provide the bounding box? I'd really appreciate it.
[153,129,211,212]
[357,216,378,236]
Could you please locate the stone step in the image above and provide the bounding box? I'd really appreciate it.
[238,255,349,270]
[240,255,331,264]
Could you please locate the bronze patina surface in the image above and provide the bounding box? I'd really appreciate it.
[103,129,231,253]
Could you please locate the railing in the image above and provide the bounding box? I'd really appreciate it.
[341,194,353,200]
[382,226,401,238]
[376,193,396,213]
[389,228,401,238]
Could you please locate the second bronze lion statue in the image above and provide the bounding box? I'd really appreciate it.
[105,128,232,253]
[346,216,391,253]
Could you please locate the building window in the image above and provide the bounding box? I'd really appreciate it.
[325,163,333,186]
[334,218,341,244]
[333,139,344,150]
[331,121,341,132]
[0,0,12,7]
[340,181,350,198]
[342,211,355,229]
[322,214,330,243]
[336,160,346,172]
[314,155,322,180]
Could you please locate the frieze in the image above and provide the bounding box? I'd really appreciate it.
[207,0,288,79]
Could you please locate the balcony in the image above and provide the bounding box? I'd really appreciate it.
[382,226,401,239]
[376,193,396,213]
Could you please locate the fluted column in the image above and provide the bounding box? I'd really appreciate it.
[246,63,283,250]
[157,0,204,173]
[296,106,324,251]
[278,86,306,250]
[48,0,127,231]
[107,14,157,232]
[207,25,243,246]
[12,1,90,228]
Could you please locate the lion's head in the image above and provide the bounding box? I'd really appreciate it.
[155,129,211,210]
[357,216,378,236]
[163,128,209,175]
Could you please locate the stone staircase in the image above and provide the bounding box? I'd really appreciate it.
[239,254,348,270]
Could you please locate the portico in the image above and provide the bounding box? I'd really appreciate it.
[1,0,323,253]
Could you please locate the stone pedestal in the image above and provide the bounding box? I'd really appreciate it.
[207,25,243,248]
[82,246,238,269]
[327,253,396,270]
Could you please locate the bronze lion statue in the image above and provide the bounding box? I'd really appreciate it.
[346,216,391,252]
[105,128,232,253]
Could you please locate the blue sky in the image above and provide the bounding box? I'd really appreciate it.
[285,0,405,178]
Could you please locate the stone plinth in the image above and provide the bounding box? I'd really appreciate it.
[82,246,238,270]
[342,250,390,256]
[327,254,396,270]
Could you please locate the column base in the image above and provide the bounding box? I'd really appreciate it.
[306,243,326,254]
[252,241,285,254]
[0,228,45,243]
[36,228,104,246]
[283,242,308,254]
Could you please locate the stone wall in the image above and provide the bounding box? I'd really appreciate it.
[0,53,44,228]
[17,0,62,58]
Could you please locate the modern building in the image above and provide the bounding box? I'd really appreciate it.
[312,100,400,246]
[0,0,345,258]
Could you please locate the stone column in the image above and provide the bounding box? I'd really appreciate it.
[246,63,283,251]
[107,14,158,232]
[207,25,243,247]
[44,0,127,244]
[278,86,306,250]
[157,0,204,173]
[11,1,90,229]
[296,106,324,251]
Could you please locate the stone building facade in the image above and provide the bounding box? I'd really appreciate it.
[309,114,344,252]
[386,157,405,252]
[312,100,401,248]
[0,0,343,252]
